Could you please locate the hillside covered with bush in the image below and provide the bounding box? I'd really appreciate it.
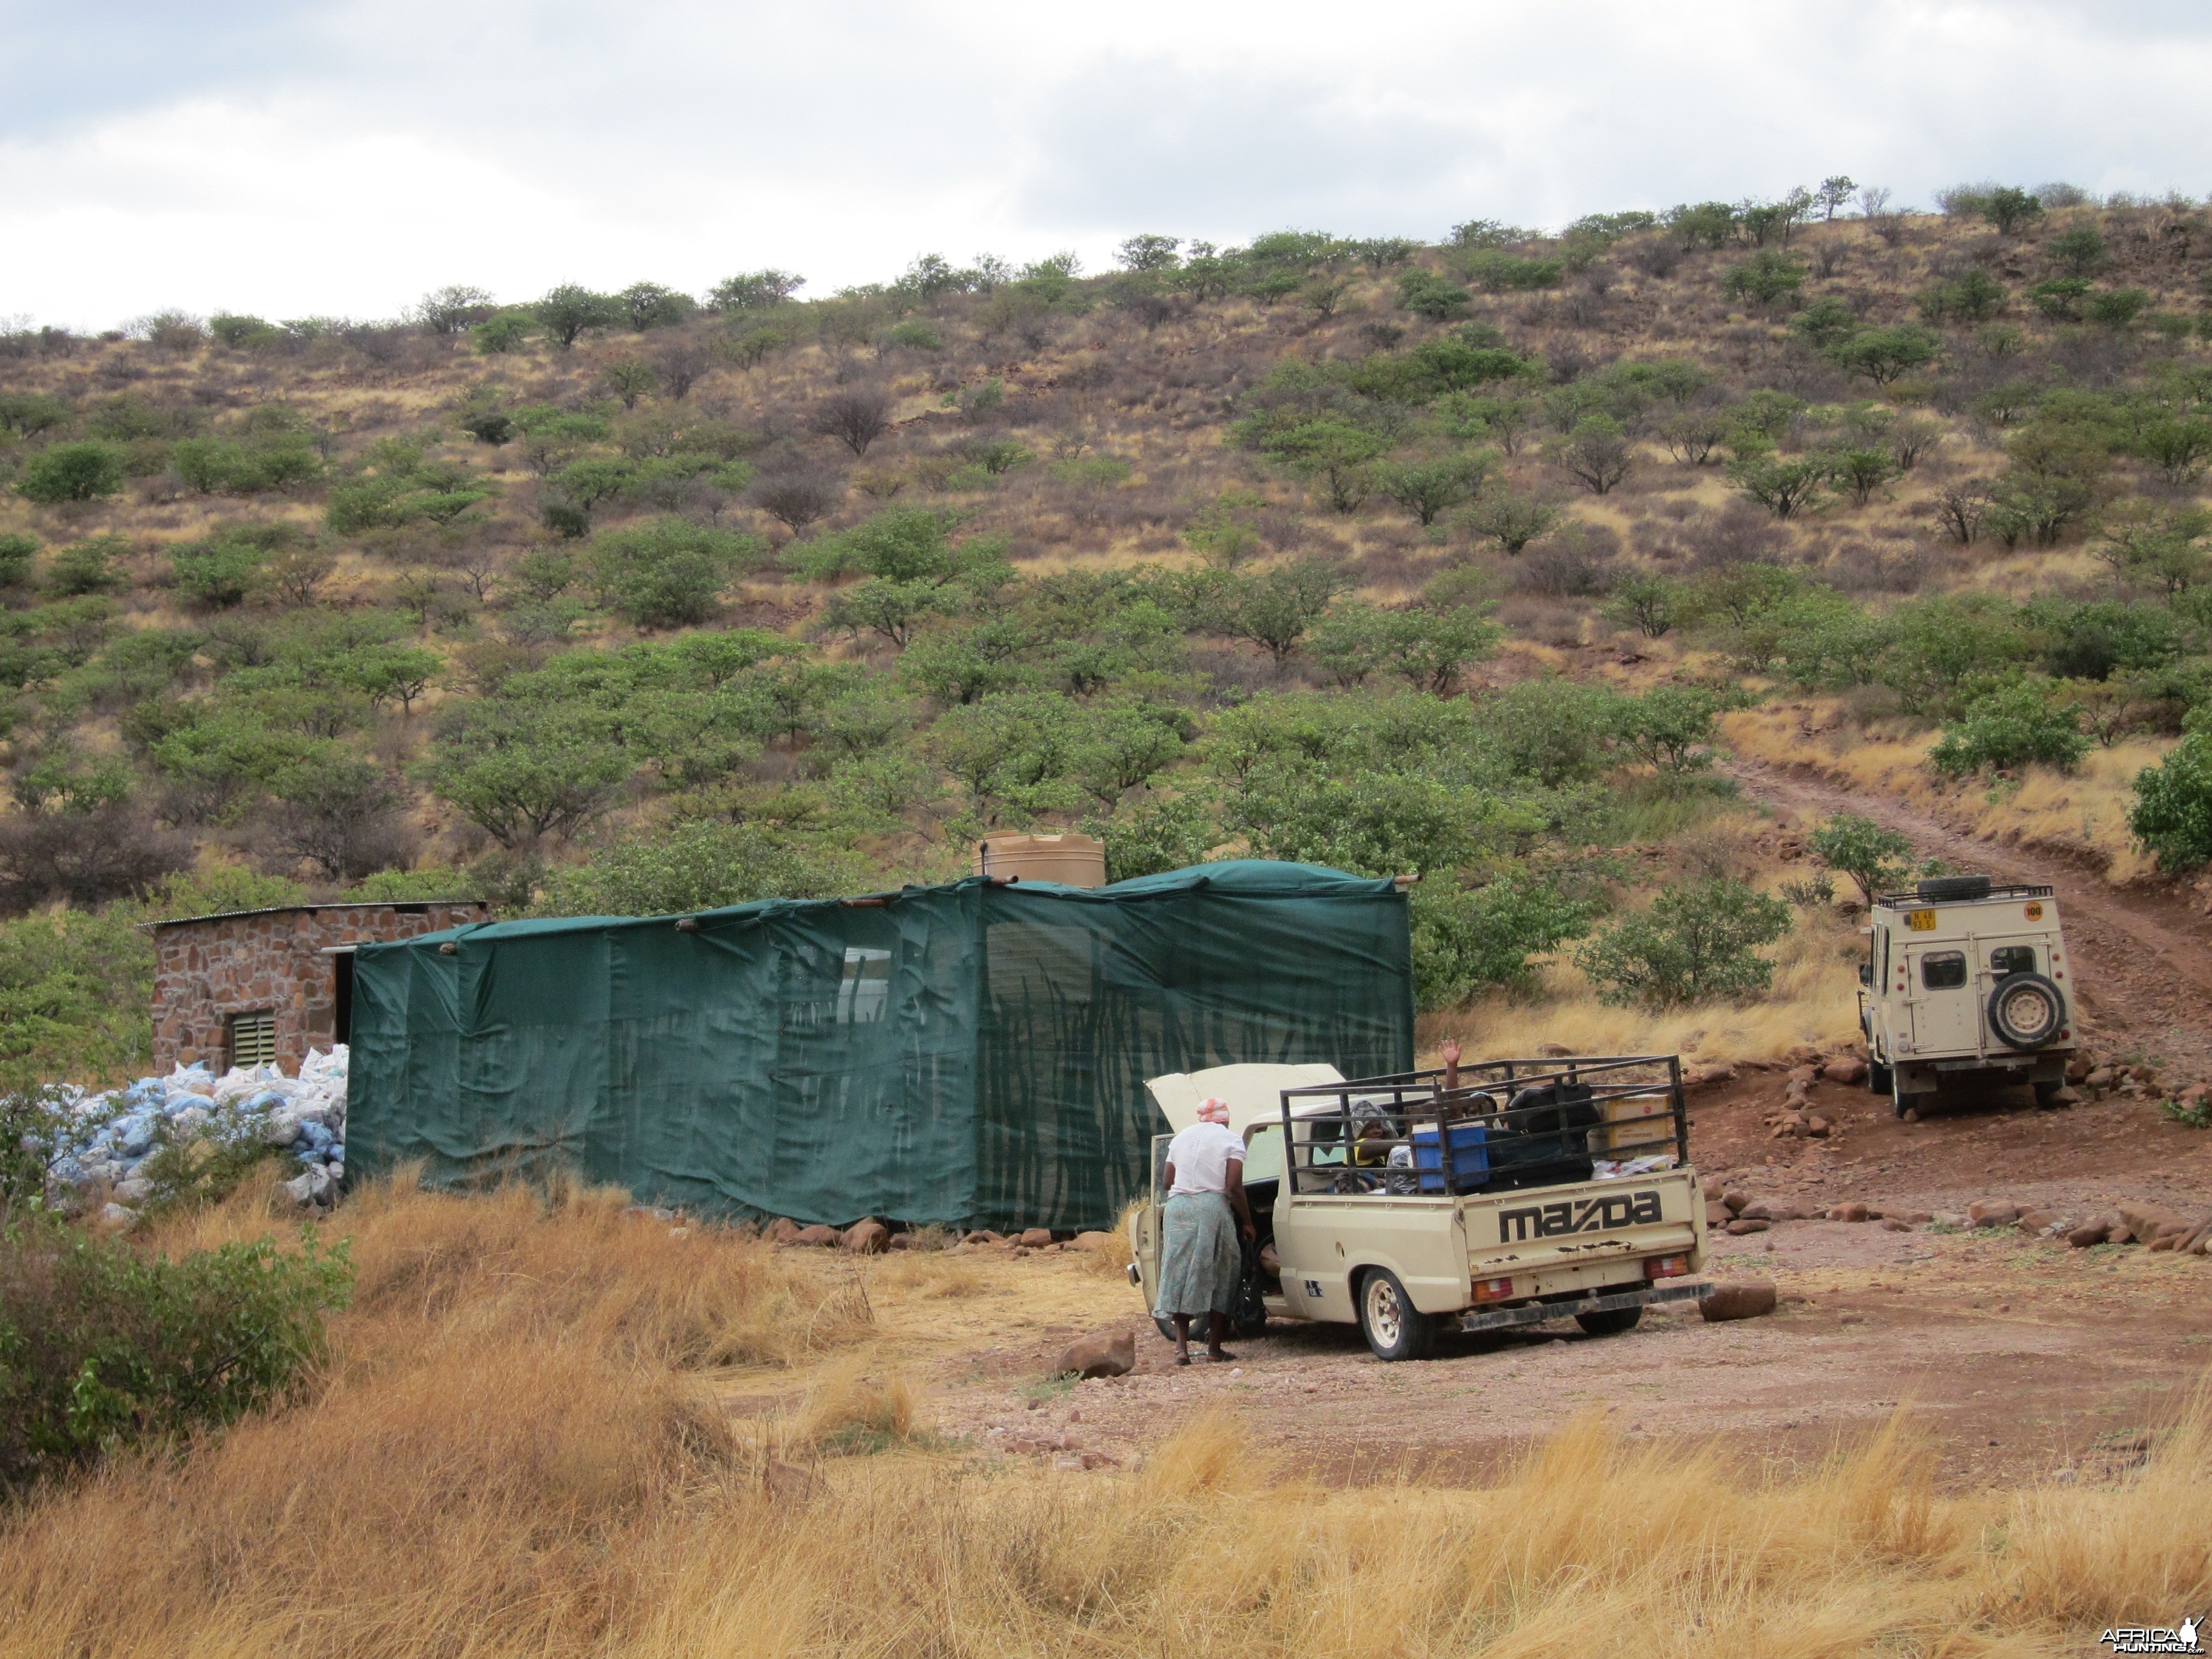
[4,178,2211,1081]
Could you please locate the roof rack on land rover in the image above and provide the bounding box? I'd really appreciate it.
[1873,879,2054,907]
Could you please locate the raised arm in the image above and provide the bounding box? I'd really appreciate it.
[1441,1036,1461,1092]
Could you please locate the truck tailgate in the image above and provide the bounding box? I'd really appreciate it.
[1462,1168,1703,1291]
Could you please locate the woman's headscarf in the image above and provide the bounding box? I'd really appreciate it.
[1196,1096,1230,1125]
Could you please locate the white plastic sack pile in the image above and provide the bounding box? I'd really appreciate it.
[42,1045,349,1217]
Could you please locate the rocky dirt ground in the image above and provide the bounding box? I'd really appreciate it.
[725,1068,2212,1495]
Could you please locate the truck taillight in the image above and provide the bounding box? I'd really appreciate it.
[1646,1255,1689,1279]
[1470,1276,1515,1302]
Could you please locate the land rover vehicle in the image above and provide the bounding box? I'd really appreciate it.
[1130,1055,1706,1361]
[1858,876,2077,1116]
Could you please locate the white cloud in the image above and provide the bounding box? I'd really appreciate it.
[2,0,2208,328]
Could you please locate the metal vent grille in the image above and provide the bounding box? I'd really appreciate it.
[228,1010,277,1069]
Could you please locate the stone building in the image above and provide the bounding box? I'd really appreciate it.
[150,902,488,1074]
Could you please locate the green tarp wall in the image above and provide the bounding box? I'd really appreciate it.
[346,860,1412,1233]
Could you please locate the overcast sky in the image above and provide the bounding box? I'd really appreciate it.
[4,0,2210,330]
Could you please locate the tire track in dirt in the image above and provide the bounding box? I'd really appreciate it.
[1727,756,2212,1081]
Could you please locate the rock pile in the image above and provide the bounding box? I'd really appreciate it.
[1710,1188,1933,1235]
[42,1047,350,1221]
[1975,1195,2212,1255]
[751,1218,1090,1253]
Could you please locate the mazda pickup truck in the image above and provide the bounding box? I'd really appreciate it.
[1131,1054,1707,1360]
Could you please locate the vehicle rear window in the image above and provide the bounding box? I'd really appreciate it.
[1989,945,2036,976]
[1920,951,1968,990]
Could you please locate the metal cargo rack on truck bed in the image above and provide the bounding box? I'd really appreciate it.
[1131,1052,1709,1361]
[1277,1051,1691,1197]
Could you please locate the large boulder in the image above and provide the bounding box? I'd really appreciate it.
[1823,1057,1868,1085]
[1016,1227,1054,1249]
[765,1217,804,1245]
[1699,1281,1777,1322]
[842,1219,890,1254]
[793,1225,840,1247]
[1968,1201,2020,1227]
[1073,1231,1116,1253]
[1053,1328,1136,1380]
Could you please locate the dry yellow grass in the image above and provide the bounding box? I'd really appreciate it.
[1,1174,2205,1655]
[1723,703,2175,883]
[1426,893,1860,1066]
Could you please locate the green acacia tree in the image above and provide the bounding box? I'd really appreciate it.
[1460,488,1561,553]
[1982,186,2045,236]
[16,443,126,504]
[1411,876,1595,1008]
[1306,603,1395,687]
[535,820,857,916]
[418,700,632,846]
[1829,324,1940,384]
[1396,270,1472,321]
[2130,722,2212,868]
[1262,418,1389,512]
[1202,560,1355,668]
[1575,877,1792,1007]
[1806,813,1918,904]
[1614,685,1727,774]
[1728,452,1831,519]
[1371,454,1490,526]
[585,518,756,628]
[535,284,614,349]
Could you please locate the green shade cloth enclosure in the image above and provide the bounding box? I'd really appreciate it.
[345,860,1412,1233]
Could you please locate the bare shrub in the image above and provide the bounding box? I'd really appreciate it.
[653,340,709,401]
[749,469,846,534]
[1624,238,1681,278]
[1687,502,1792,569]
[1515,523,1620,597]
[0,808,190,913]
[1828,537,1948,594]
[811,390,894,457]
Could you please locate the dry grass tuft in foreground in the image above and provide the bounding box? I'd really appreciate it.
[0,1176,2206,1655]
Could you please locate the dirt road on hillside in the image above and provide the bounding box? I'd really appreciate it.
[1728,756,2212,1082]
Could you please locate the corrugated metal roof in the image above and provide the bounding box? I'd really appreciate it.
[146,901,487,930]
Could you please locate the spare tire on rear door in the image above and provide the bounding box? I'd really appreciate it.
[1916,874,1993,902]
[1988,972,2065,1050]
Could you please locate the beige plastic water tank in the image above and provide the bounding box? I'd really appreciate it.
[975,831,1107,888]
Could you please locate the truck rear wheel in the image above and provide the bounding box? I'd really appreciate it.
[1574,1304,1643,1336]
[1357,1269,1435,1361]
[1867,1058,1892,1095]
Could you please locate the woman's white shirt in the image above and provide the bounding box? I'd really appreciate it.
[1165,1122,1245,1196]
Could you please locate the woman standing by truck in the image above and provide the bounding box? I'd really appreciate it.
[1153,1096,1256,1365]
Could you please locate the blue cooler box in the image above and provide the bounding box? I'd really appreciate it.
[1412,1122,1490,1192]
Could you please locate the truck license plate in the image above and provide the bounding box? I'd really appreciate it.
[1905,909,1937,931]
